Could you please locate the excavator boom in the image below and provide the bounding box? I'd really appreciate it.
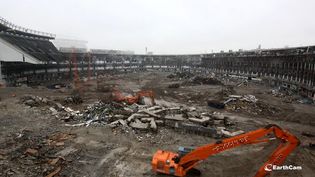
[151,124,299,177]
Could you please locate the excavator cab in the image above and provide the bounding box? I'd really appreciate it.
[152,150,184,176]
[152,147,196,177]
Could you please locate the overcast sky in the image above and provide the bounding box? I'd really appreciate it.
[1,0,314,54]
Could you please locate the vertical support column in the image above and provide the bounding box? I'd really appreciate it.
[0,61,3,84]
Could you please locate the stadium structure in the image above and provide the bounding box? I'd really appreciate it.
[0,16,314,98]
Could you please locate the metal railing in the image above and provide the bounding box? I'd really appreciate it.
[0,16,56,38]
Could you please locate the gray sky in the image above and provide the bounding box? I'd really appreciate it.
[1,0,314,54]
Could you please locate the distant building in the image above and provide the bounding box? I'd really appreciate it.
[53,38,88,51]
[90,49,134,55]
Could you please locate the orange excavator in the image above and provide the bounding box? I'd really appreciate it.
[152,124,300,177]
[112,89,155,105]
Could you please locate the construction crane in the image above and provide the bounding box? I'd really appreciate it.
[112,89,155,105]
[152,124,299,177]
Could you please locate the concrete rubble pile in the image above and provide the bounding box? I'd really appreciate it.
[20,95,52,107]
[65,101,241,138]
[20,95,81,121]
[20,94,243,138]
[224,94,280,116]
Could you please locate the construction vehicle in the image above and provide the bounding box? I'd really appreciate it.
[152,124,299,177]
[112,89,155,105]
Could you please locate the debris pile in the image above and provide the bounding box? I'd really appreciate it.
[20,95,81,121]
[224,95,280,116]
[65,101,239,138]
[186,76,222,85]
[19,94,242,138]
[0,130,76,177]
[20,95,52,107]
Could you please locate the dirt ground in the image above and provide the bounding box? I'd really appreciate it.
[0,71,315,177]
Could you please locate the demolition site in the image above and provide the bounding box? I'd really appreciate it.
[0,15,314,177]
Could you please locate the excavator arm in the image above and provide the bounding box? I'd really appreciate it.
[151,124,299,177]
[112,90,155,105]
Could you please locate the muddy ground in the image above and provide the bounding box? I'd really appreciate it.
[0,71,314,177]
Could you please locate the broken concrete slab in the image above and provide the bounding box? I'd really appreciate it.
[109,120,120,127]
[152,108,166,114]
[113,114,125,119]
[147,105,162,111]
[150,119,157,131]
[110,119,128,127]
[118,119,127,126]
[187,111,200,118]
[54,102,64,111]
[64,107,74,113]
[221,129,245,137]
[223,98,236,105]
[155,120,164,126]
[49,107,58,115]
[169,107,181,111]
[139,109,161,118]
[229,95,243,99]
[127,113,148,122]
[188,117,210,124]
[129,119,149,130]
[165,114,185,121]
[211,114,225,120]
